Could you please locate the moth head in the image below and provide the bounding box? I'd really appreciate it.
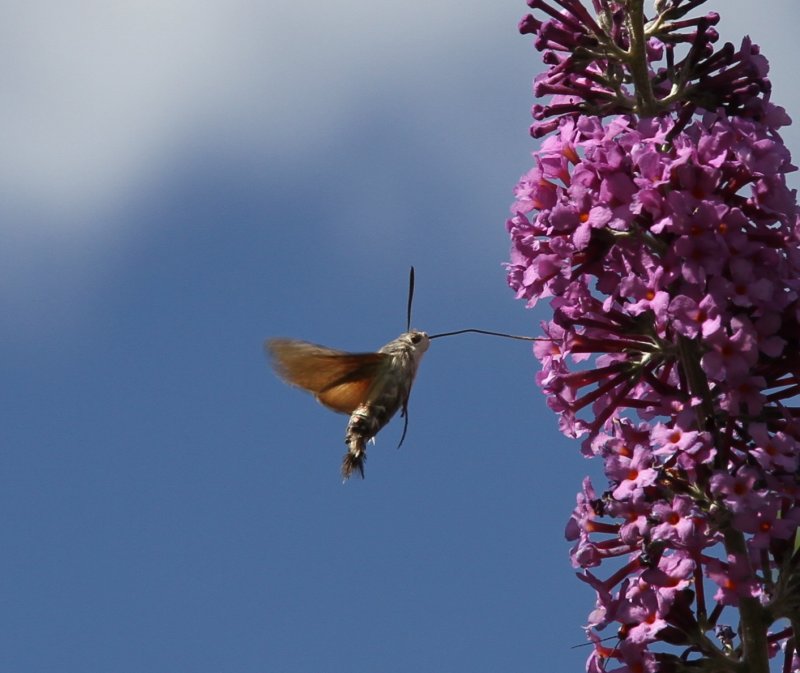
[403,330,430,355]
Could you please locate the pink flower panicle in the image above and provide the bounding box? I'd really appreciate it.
[508,1,800,671]
[519,0,773,138]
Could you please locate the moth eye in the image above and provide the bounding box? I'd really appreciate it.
[411,333,422,343]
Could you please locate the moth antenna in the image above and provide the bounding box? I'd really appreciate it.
[428,328,547,342]
[406,266,415,331]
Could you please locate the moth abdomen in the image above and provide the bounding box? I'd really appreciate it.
[342,400,395,480]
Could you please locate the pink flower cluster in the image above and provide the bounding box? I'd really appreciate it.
[508,1,800,671]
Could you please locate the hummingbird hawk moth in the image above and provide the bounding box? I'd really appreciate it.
[266,268,429,479]
[266,268,541,480]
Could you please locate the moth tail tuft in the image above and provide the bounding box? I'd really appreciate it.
[341,447,366,481]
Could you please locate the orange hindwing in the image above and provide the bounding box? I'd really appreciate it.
[266,339,387,413]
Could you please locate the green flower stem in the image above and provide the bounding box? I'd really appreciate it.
[722,527,770,673]
[624,0,658,115]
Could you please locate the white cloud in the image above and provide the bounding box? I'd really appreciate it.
[0,0,504,228]
[0,0,516,334]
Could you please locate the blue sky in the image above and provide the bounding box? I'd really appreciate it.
[3,2,800,672]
